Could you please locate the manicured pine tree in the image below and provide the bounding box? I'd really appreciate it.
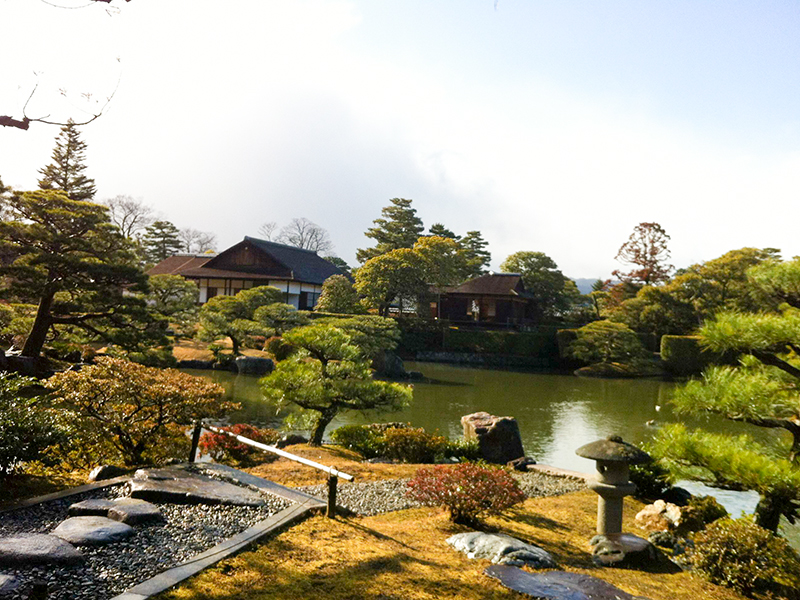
[142,220,183,264]
[37,120,96,201]
[459,230,491,279]
[356,198,424,263]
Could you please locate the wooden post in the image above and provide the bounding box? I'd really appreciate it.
[189,421,202,463]
[326,475,338,518]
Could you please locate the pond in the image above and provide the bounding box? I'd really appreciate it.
[183,361,784,525]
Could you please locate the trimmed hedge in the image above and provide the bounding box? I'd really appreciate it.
[661,335,711,377]
[442,329,556,357]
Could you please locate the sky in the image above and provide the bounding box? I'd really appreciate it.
[2,0,800,279]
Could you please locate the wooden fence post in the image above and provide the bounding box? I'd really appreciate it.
[189,421,202,463]
[326,475,338,518]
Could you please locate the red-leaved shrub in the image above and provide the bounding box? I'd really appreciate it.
[406,463,526,525]
[198,423,280,465]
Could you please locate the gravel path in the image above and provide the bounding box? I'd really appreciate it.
[0,484,291,600]
[297,470,586,517]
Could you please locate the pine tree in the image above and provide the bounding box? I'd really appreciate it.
[142,220,183,264]
[356,198,424,263]
[37,120,96,201]
[428,223,458,239]
[459,230,491,278]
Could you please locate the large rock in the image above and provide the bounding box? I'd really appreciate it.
[234,356,274,375]
[130,467,266,506]
[108,498,164,525]
[635,499,682,532]
[88,464,128,482]
[447,532,557,569]
[461,411,525,464]
[69,499,116,517]
[52,517,134,546]
[0,534,84,566]
[485,565,651,600]
[590,533,658,568]
[0,574,21,596]
[372,350,408,379]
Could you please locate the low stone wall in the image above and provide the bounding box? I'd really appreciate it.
[415,351,556,369]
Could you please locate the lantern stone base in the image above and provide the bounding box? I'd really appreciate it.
[590,533,657,568]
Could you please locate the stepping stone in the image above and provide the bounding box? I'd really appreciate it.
[108,498,164,525]
[485,566,651,600]
[0,534,84,566]
[447,532,557,568]
[130,469,266,506]
[0,574,21,596]
[69,498,116,517]
[52,516,134,546]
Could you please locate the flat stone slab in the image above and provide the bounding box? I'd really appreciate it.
[130,469,266,506]
[69,498,117,516]
[108,498,164,525]
[52,516,134,546]
[485,566,651,600]
[0,574,22,596]
[448,532,557,568]
[0,534,84,566]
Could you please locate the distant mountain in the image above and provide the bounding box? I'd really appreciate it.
[570,277,602,295]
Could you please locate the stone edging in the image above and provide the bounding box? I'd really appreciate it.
[527,463,591,481]
[109,498,323,600]
[0,475,133,514]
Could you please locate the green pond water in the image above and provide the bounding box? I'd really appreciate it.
[183,361,790,525]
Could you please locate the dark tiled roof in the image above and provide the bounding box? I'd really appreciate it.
[147,255,211,275]
[446,273,527,297]
[243,237,344,285]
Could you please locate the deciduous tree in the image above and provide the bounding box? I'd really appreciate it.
[357,198,424,263]
[179,228,217,254]
[37,120,96,201]
[103,195,153,240]
[315,274,365,314]
[355,248,427,317]
[278,217,334,254]
[612,222,673,286]
[500,251,569,320]
[260,324,412,445]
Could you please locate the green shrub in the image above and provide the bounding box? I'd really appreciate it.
[676,495,728,535]
[382,427,448,463]
[331,424,385,458]
[569,321,649,364]
[441,438,482,462]
[443,329,555,357]
[0,373,66,478]
[396,318,444,355]
[406,463,526,525]
[692,517,800,596]
[198,423,280,466]
[264,336,297,362]
[556,329,579,359]
[661,335,710,377]
[630,460,672,500]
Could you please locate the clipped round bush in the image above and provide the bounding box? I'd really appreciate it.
[199,423,281,466]
[692,517,800,596]
[330,424,385,458]
[264,336,297,362]
[382,427,448,463]
[676,495,728,535]
[406,463,526,525]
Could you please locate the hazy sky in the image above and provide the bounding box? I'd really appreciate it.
[2,0,799,278]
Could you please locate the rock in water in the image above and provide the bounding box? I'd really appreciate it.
[234,356,274,375]
[447,532,557,568]
[0,534,84,566]
[461,411,525,464]
[52,517,134,546]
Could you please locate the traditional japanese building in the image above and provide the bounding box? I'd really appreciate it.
[434,272,536,325]
[148,236,344,309]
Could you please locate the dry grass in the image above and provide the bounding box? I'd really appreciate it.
[0,469,87,510]
[158,489,748,600]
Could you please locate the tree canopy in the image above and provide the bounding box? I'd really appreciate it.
[0,190,163,359]
[354,248,427,317]
[142,220,183,264]
[459,230,492,279]
[357,198,425,263]
[653,256,800,531]
[499,251,571,320]
[612,222,673,286]
[260,324,412,445]
[315,274,365,314]
[37,121,96,202]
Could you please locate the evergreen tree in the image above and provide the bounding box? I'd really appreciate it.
[142,220,183,264]
[459,230,491,279]
[356,198,424,263]
[428,223,458,239]
[37,120,96,201]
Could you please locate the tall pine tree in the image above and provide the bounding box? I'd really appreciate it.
[142,220,183,264]
[38,120,96,201]
[459,230,491,279]
[357,198,424,263]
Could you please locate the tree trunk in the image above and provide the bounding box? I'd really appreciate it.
[22,290,56,358]
[230,336,240,356]
[754,494,784,532]
[309,408,338,446]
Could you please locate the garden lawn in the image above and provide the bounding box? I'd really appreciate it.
[156,447,750,600]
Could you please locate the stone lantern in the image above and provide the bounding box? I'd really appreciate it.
[576,435,656,567]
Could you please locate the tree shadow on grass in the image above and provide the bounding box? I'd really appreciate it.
[505,510,569,532]
[338,518,424,554]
